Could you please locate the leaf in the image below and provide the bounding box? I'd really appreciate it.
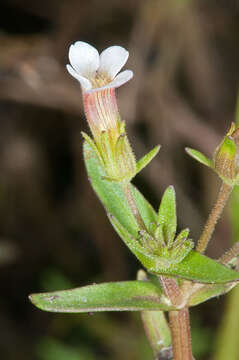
[155,251,239,284]
[84,140,239,283]
[158,186,177,246]
[188,282,237,307]
[110,214,239,283]
[136,145,161,174]
[83,141,157,237]
[185,148,213,168]
[29,281,174,313]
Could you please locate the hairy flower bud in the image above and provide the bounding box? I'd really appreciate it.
[214,123,239,185]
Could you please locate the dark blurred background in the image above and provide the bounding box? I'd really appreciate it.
[0,0,239,359]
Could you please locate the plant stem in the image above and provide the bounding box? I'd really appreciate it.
[159,277,193,359]
[218,241,239,265]
[169,307,193,360]
[122,183,147,230]
[196,182,233,253]
[159,276,183,307]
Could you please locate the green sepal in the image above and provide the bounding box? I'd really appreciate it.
[174,228,190,245]
[115,133,137,182]
[29,280,174,313]
[109,214,239,283]
[81,132,104,167]
[214,135,237,181]
[158,186,177,247]
[185,148,213,168]
[217,136,237,160]
[136,145,161,174]
[99,131,116,174]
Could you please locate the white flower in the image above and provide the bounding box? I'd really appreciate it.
[66,41,133,93]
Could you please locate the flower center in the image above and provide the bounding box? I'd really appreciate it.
[90,71,112,89]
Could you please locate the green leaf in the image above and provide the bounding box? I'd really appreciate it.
[136,145,161,174]
[155,251,239,283]
[83,141,157,237]
[84,140,239,283]
[185,148,213,168]
[188,282,237,307]
[110,214,239,283]
[29,281,174,313]
[158,186,177,246]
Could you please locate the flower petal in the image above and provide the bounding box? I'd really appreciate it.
[98,46,129,79]
[66,64,92,91]
[86,70,133,93]
[69,41,100,77]
[105,70,133,88]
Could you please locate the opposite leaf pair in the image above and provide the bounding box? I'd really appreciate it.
[83,140,239,283]
[30,140,239,316]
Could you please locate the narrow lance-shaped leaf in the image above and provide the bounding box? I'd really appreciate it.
[29,281,174,313]
[185,148,213,168]
[136,145,161,174]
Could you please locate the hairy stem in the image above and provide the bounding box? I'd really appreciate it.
[196,182,232,254]
[159,277,193,359]
[159,276,183,307]
[122,183,147,230]
[219,242,239,265]
[169,308,193,360]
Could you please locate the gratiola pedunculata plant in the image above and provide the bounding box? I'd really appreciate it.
[29,41,239,360]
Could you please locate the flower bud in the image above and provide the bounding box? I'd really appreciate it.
[214,123,239,185]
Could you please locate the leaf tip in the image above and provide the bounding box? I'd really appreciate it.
[28,293,39,307]
[165,185,176,196]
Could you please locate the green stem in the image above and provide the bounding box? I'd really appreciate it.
[169,307,193,360]
[122,183,147,230]
[196,182,232,254]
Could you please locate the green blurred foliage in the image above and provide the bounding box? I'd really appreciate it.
[37,338,98,360]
